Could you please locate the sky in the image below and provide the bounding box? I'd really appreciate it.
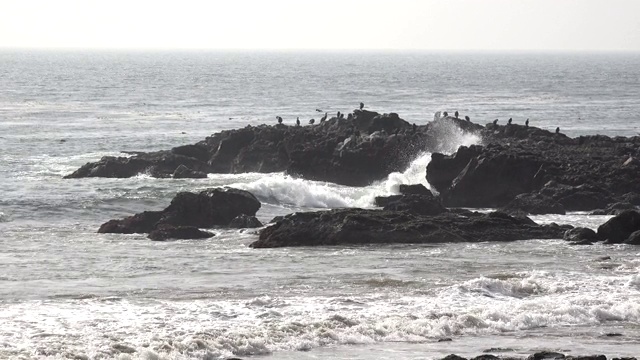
[1,0,639,51]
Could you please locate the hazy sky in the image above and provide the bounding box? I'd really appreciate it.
[1,0,639,51]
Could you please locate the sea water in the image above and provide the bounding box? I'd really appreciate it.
[1,50,640,359]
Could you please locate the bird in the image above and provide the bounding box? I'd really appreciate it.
[493,119,498,125]
[412,123,417,133]
[525,118,529,127]
[320,112,327,123]
[337,111,341,119]
[443,111,449,117]
[347,113,353,120]
[359,102,364,110]
[309,119,315,125]
[508,118,512,125]
[465,115,470,121]
[276,116,283,124]
[454,111,459,119]
[316,109,323,112]
[296,117,300,126]
[339,113,344,119]
[556,127,560,134]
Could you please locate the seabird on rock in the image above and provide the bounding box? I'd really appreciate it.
[525,118,529,127]
[276,116,283,124]
[320,112,327,123]
[347,113,353,120]
[443,111,448,117]
[556,127,560,134]
[359,102,364,110]
[316,109,323,112]
[309,119,315,125]
[296,117,300,126]
[493,119,498,125]
[454,111,459,119]
[337,111,341,119]
[508,118,512,125]
[465,115,470,121]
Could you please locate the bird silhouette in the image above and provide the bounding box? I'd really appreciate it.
[443,111,448,117]
[316,109,323,112]
[454,111,459,119]
[556,127,560,134]
[320,112,327,123]
[309,119,315,125]
[493,119,498,125]
[359,102,364,110]
[508,118,512,125]
[276,116,283,124]
[525,118,529,127]
[296,117,300,126]
[465,115,470,121]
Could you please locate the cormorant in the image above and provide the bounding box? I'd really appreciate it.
[337,111,341,119]
[339,113,344,119]
[316,109,323,112]
[525,118,529,127]
[493,119,498,125]
[347,113,353,120]
[465,115,470,121]
[309,119,315,125]
[359,102,364,110]
[412,123,417,133]
[556,127,560,134]
[296,117,300,126]
[320,112,327,123]
[508,118,512,125]
[443,111,448,117]
[276,116,283,124]
[454,111,459,119]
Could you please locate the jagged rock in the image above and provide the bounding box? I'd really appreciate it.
[564,227,599,242]
[597,210,640,243]
[426,145,482,193]
[148,225,214,241]
[251,209,568,248]
[624,230,640,245]
[65,114,481,186]
[228,214,263,229]
[502,192,566,215]
[591,202,637,215]
[527,351,565,360]
[471,356,500,360]
[398,184,432,196]
[382,194,445,216]
[374,195,403,207]
[440,355,466,360]
[172,164,208,179]
[98,188,261,235]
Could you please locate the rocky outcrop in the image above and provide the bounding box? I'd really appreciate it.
[148,225,214,241]
[65,112,482,186]
[427,123,640,210]
[228,214,263,229]
[172,164,208,179]
[382,194,445,216]
[591,202,637,215]
[597,210,640,244]
[502,192,566,215]
[98,188,261,235]
[251,208,569,248]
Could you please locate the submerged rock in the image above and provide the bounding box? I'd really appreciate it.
[148,225,214,241]
[251,208,568,248]
[98,187,261,235]
[228,214,263,229]
[563,227,599,243]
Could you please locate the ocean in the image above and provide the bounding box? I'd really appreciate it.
[1,50,639,360]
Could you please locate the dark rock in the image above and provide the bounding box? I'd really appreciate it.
[565,356,606,360]
[172,164,208,179]
[597,210,640,244]
[591,202,637,215]
[527,351,565,360]
[426,145,482,193]
[624,230,640,245]
[66,113,482,187]
[437,337,453,342]
[398,184,432,196]
[568,239,594,246]
[148,225,214,241]
[502,192,566,215]
[99,187,261,234]
[98,211,163,234]
[228,214,263,229]
[374,195,403,207]
[382,194,445,216]
[471,356,500,360]
[251,209,568,248]
[563,227,599,242]
[604,332,623,337]
[441,355,467,360]
[621,192,640,206]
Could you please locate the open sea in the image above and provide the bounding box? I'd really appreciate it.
[1,50,640,360]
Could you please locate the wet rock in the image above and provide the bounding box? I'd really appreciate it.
[471,356,500,360]
[112,344,136,354]
[398,184,432,196]
[98,188,261,235]
[527,351,565,360]
[624,230,640,245]
[502,192,566,215]
[441,355,467,360]
[251,209,568,248]
[565,356,606,360]
[621,192,640,206]
[563,227,599,242]
[597,210,640,243]
[382,194,445,216]
[148,225,214,241]
[172,164,208,179]
[374,195,403,207]
[426,145,483,193]
[228,214,263,229]
[591,202,637,215]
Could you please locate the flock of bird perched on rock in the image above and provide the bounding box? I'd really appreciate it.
[275,104,561,134]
